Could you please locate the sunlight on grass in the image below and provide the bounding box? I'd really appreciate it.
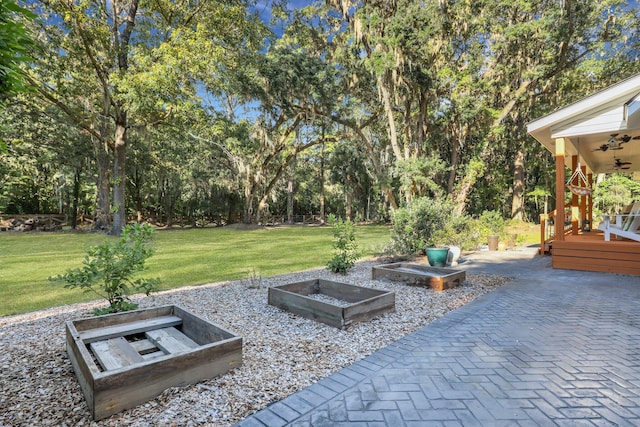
[0,225,391,316]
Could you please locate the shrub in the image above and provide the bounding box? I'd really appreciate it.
[327,214,359,274]
[438,214,483,251]
[388,197,454,255]
[49,223,159,315]
[479,210,506,240]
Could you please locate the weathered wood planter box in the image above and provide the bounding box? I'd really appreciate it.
[372,263,466,291]
[65,305,242,420]
[268,279,395,329]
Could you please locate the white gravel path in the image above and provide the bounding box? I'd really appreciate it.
[0,259,509,426]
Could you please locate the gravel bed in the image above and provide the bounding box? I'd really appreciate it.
[0,260,509,426]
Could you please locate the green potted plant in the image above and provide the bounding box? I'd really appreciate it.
[425,228,449,267]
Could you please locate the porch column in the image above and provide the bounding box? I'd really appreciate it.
[588,173,593,227]
[580,164,587,228]
[555,138,566,241]
[571,155,579,235]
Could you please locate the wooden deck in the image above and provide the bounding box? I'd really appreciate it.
[551,230,640,275]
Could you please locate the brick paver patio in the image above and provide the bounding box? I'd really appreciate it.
[237,248,640,426]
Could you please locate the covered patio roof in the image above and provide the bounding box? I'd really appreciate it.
[528,73,640,174]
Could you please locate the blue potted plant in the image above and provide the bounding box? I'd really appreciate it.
[425,245,449,267]
[425,229,449,267]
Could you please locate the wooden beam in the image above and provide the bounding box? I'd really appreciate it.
[555,138,566,241]
[588,173,594,228]
[571,155,579,235]
[580,164,587,227]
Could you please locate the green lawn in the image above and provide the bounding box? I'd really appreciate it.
[0,225,391,316]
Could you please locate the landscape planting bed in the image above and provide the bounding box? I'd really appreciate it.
[372,262,466,291]
[268,279,395,329]
[65,305,242,420]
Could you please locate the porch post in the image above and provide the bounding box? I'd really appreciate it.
[571,156,579,235]
[555,138,566,241]
[580,164,587,228]
[588,172,593,228]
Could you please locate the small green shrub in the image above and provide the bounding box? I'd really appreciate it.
[437,214,483,251]
[388,197,454,255]
[327,214,359,274]
[479,210,506,240]
[49,223,159,315]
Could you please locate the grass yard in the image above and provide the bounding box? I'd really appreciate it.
[0,225,391,316]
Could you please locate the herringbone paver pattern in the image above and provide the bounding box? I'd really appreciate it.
[237,250,640,426]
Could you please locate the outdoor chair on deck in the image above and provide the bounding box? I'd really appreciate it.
[598,202,640,242]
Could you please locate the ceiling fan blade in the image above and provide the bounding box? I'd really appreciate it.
[611,133,619,138]
[633,136,640,140]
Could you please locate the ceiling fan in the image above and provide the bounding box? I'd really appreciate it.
[593,133,640,152]
[611,157,632,170]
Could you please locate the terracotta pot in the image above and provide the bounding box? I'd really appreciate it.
[487,235,499,251]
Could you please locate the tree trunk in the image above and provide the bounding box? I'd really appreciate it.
[511,147,526,220]
[71,167,81,229]
[378,74,403,161]
[243,173,254,224]
[94,139,111,231]
[345,189,353,221]
[447,120,465,194]
[447,137,460,195]
[287,155,296,224]
[166,199,174,228]
[319,127,326,224]
[134,166,143,222]
[111,115,127,235]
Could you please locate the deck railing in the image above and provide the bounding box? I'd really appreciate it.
[539,203,574,254]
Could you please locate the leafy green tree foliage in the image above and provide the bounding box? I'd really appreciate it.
[324,0,640,217]
[594,174,640,215]
[0,97,93,217]
[0,0,33,101]
[202,44,342,224]
[49,223,159,315]
[328,141,374,221]
[21,0,266,234]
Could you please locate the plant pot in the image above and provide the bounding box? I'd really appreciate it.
[487,235,499,251]
[425,247,449,267]
[447,246,461,266]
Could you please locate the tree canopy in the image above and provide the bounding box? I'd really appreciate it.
[2,0,640,228]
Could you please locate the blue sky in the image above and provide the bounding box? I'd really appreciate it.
[251,0,317,26]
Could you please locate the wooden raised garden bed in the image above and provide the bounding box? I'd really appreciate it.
[65,305,242,420]
[268,279,395,329]
[372,262,466,291]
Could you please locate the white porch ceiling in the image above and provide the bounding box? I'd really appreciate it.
[528,74,640,174]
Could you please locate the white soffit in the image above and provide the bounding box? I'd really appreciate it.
[550,105,626,139]
[527,73,640,136]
